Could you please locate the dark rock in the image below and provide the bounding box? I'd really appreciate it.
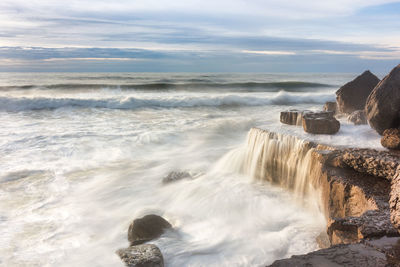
[327,210,398,245]
[269,237,400,267]
[348,110,367,125]
[382,129,400,150]
[116,244,164,267]
[128,215,172,245]
[366,64,400,135]
[162,171,192,184]
[323,101,337,114]
[280,110,303,126]
[336,70,380,114]
[302,111,340,135]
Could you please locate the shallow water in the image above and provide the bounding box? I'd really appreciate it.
[0,73,378,266]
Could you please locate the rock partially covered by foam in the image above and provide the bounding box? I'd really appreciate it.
[128,215,172,245]
[323,101,337,114]
[336,70,380,114]
[348,110,367,125]
[302,111,340,135]
[366,64,400,135]
[116,244,164,267]
[280,110,302,126]
[162,171,192,184]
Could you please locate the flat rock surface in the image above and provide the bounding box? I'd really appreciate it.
[269,237,400,267]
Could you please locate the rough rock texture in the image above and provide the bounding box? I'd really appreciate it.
[128,215,172,245]
[323,101,337,114]
[366,64,400,135]
[348,110,367,125]
[280,110,304,126]
[382,129,400,150]
[269,237,400,267]
[302,111,340,135]
[162,171,192,184]
[328,210,397,245]
[337,149,400,180]
[336,70,380,114]
[390,168,400,232]
[116,244,164,267]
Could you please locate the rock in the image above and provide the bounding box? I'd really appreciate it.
[348,110,367,125]
[302,111,340,135]
[162,171,192,184]
[116,244,164,267]
[366,64,400,135]
[128,215,172,245]
[390,167,400,232]
[280,110,303,126]
[382,129,400,150]
[336,70,380,114]
[323,101,337,114]
[269,237,400,267]
[327,210,398,245]
[338,148,400,180]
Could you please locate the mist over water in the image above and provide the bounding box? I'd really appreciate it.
[0,73,355,266]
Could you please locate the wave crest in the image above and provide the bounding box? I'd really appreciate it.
[0,91,335,112]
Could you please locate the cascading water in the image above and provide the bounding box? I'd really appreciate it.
[215,128,324,210]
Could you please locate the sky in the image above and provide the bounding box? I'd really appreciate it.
[0,0,400,72]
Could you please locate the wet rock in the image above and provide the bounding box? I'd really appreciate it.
[116,244,164,267]
[366,64,400,135]
[328,210,398,245]
[302,111,340,135]
[382,129,400,150]
[323,101,337,114]
[336,70,380,114]
[128,215,172,245]
[280,110,303,126]
[269,237,400,267]
[348,110,367,125]
[162,171,192,184]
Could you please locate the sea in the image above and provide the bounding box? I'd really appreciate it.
[0,73,382,266]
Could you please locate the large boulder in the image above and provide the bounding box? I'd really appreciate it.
[128,215,172,245]
[302,111,340,135]
[381,128,400,150]
[336,70,380,114]
[348,110,367,125]
[116,244,164,267]
[366,64,400,135]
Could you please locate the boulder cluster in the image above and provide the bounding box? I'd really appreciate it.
[116,214,172,267]
[280,64,400,150]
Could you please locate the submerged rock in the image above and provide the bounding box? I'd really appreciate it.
[366,64,400,135]
[162,171,192,184]
[323,101,337,114]
[128,215,172,245]
[302,111,340,135]
[382,129,400,150]
[336,70,380,114]
[116,244,164,267]
[348,110,367,125]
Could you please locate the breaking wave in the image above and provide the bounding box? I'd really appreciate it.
[0,81,332,92]
[0,91,334,111]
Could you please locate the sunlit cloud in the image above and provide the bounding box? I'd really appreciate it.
[242,50,296,55]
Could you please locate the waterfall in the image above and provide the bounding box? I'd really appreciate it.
[215,128,323,202]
